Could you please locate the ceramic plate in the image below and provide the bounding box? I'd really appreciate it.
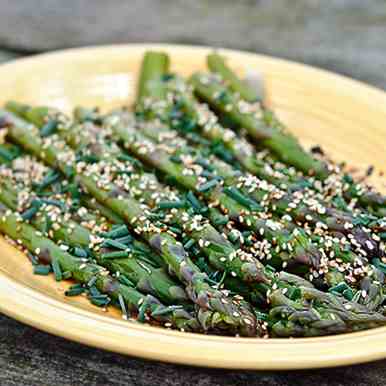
[0,44,385,369]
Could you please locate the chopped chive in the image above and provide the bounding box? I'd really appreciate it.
[343,288,354,301]
[21,204,41,221]
[0,146,16,162]
[65,284,85,296]
[184,239,195,249]
[328,282,350,294]
[168,226,182,234]
[265,265,276,273]
[136,254,159,268]
[213,215,229,226]
[373,258,386,274]
[90,294,109,300]
[157,200,186,210]
[102,225,129,239]
[137,296,150,323]
[73,247,89,258]
[101,250,130,259]
[33,265,51,275]
[208,243,227,253]
[115,235,134,245]
[102,238,129,251]
[223,187,262,211]
[287,287,301,300]
[197,179,218,192]
[87,276,98,288]
[379,232,386,241]
[90,297,110,307]
[88,286,101,297]
[118,275,135,287]
[40,119,58,137]
[51,258,62,281]
[147,212,165,220]
[35,170,61,190]
[117,154,143,169]
[211,143,234,163]
[118,293,128,318]
[186,191,201,211]
[228,231,239,243]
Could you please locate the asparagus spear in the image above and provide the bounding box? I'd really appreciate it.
[105,115,323,269]
[6,104,383,300]
[133,53,383,255]
[0,161,193,307]
[0,202,200,331]
[189,72,329,179]
[0,109,259,337]
[205,53,386,212]
[268,287,386,337]
[137,51,170,102]
[207,53,261,103]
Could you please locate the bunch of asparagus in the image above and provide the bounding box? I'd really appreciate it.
[0,50,385,338]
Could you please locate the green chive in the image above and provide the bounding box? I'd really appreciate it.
[88,286,101,297]
[36,170,61,190]
[184,239,195,249]
[87,276,98,288]
[118,293,128,318]
[73,247,89,258]
[197,179,218,192]
[117,154,143,169]
[223,187,261,211]
[33,265,51,275]
[51,258,62,281]
[40,119,58,137]
[0,145,16,162]
[90,297,110,307]
[157,200,186,210]
[343,288,354,301]
[168,226,182,234]
[102,225,129,239]
[228,231,239,243]
[137,296,150,323]
[186,191,201,211]
[118,275,135,287]
[115,235,134,245]
[329,282,350,294]
[65,285,85,296]
[102,239,129,251]
[101,250,130,259]
[21,204,42,221]
[287,287,301,300]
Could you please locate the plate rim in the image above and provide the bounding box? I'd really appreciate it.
[0,43,386,370]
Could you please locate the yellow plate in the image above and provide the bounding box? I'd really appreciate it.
[0,44,385,370]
